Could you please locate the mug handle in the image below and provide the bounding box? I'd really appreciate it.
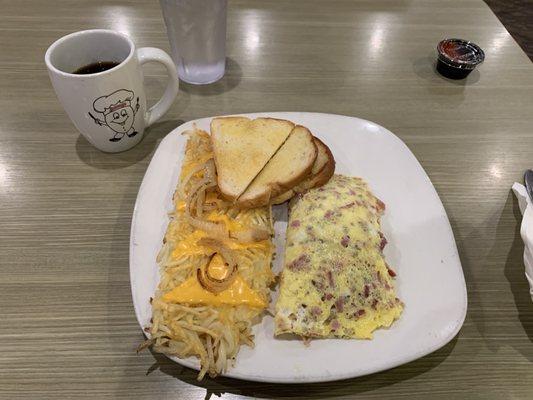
[137,47,180,127]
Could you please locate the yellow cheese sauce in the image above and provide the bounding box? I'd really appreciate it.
[170,229,271,259]
[160,132,274,311]
[207,253,229,280]
[149,129,274,378]
[165,197,272,309]
[163,274,267,308]
[176,200,186,212]
[206,213,245,232]
[179,152,214,177]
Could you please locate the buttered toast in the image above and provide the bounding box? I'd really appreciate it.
[272,137,335,204]
[210,116,335,208]
[211,117,295,201]
[237,126,317,208]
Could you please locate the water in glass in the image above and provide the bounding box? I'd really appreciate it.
[160,0,227,85]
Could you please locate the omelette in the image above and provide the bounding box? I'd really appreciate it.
[275,174,403,339]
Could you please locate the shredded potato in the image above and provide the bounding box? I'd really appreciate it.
[142,128,274,379]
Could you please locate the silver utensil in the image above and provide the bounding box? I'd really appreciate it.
[524,169,533,202]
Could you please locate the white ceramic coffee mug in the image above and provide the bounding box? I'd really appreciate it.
[45,29,179,153]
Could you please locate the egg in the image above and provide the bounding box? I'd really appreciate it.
[275,175,403,339]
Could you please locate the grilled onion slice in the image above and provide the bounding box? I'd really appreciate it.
[196,238,238,294]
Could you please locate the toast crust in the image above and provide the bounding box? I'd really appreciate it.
[271,137,335,204]
[309,137,335,187]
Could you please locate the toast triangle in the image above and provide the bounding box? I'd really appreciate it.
[210,117,295,201]
[271,137,335,204]
[237,126,318,208]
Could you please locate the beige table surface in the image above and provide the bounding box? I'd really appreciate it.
[1,0,533,398]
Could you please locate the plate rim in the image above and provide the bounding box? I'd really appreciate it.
[129,111,467,383]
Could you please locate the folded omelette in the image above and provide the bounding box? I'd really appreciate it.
[275,174,403,339]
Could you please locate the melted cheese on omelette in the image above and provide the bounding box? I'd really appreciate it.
[275,174,403,339]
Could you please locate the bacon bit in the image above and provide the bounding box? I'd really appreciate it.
[287,254,311,272]
[376,198,386,212]
[355,309,366,318]
[324,210,334,220]
[387,267,396,277]
[326,270,335,287]
[332,260,344,271]
[290,220,301,228]
[363,284,370,298]
[311,306,322,316]
[144,327,150,332]
[340,202,355,209]
[341,235,350,247]
[371,299,378,309]
[379,232,387,250]
[330,320,340,330]
[305,225,316,239]
[325,293,333,301]
[335,298,345,312]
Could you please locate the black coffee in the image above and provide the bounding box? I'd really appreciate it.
[73,61,120,74]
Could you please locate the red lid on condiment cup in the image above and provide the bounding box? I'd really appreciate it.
[436,38,484,79]
[437,38,485,70]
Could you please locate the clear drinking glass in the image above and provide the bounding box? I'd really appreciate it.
[159,0,227,85]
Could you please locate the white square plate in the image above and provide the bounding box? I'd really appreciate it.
[130,112,467,383]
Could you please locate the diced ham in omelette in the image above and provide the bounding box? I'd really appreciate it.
[275,174,403,339]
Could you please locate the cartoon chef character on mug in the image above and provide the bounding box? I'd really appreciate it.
[89,89,140,142]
